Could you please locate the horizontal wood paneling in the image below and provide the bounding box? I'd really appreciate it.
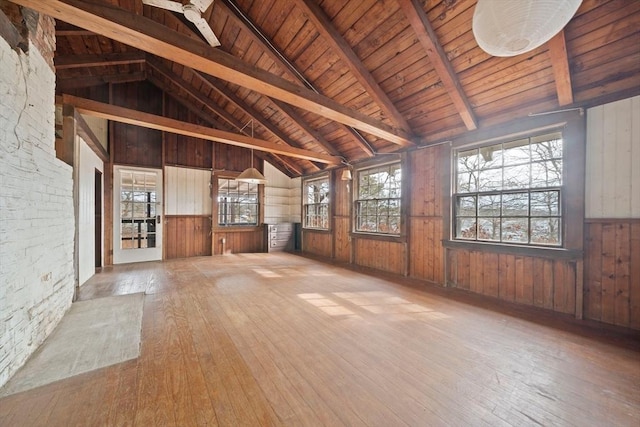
[165,215,211,259]
[447,248,576,315]
[302,230,332,259]
[353,238,405,275]
[584,220,640,329]
[213,229,264,255]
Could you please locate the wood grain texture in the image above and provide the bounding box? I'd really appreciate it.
[1,254,638,426]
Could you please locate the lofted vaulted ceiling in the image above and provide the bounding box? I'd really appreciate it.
[12,0,640,176]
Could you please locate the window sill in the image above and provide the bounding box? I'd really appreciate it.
[213,225,262,232]
[443,239,582,260]
[351,232,405,243]
[302,228,331,233]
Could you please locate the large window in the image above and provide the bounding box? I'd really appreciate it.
[303,176,330,229]
[355,162,402,235]
[454,131,563,246]
[217,178,259,226]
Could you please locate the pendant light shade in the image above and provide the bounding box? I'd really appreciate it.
[237,166,267,184]
[341,169,352,181]
[472,0,582,57]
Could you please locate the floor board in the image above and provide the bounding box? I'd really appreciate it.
[1,253,638,426]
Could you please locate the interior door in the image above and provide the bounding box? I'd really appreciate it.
[113,166,163,264]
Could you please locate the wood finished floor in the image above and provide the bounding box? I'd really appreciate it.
[1,253,639,426]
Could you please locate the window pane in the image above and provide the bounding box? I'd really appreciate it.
[502,193,529,217]
[503,164,530,189]
[457,171,478,193]
[355,163,402,234]
[478,144,502,169]
[478,218,500,241]
[531,160,562,187]
[458,149,479,173]
[457,196,476,217]
[531,218,560,245]
[501,218,529,243]
[478,195,500,217]
[531,133,562,161]
[478,168,502,191]
[502,138,530,165]
[456,218,476,239]
[531,191,559,216]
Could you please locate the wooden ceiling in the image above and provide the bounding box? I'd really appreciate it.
[13,0,640,176]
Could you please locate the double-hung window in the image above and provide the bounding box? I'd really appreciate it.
[355,162,402,235]
[303,176,330,229]
[454,131,563,246]
[217,178,259,226]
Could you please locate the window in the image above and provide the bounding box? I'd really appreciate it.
[454,131,563,246]
[355,162,402,235]
[303,176,330,229]
[217,178,259,226]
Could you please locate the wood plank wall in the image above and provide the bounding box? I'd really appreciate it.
[165,216,212,259]
[584,220,640,329]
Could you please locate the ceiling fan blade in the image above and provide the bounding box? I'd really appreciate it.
[191,0,215,13]
[141,0,184,13]
[193,17,220,47]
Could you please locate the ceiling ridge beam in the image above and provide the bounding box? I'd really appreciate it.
[14,0,413,147]
[397,0,478,131]
[61,94,340,164]
[547,30,574,106]
[55,51,146,69]
[295,0,413,135]
[219,0,377,158]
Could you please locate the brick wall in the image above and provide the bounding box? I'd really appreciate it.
[0,13,74,387]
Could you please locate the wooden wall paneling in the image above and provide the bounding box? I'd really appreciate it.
[514,256,534,306]
[585,222,603,321]
[614,223,631,326]
[498,253,515,302]
[483,253,499,298]
[600,223,617,324]
[334,217,351,263]
[353,239,405,275]
[212,229,264,255]
[631,223,640,329]
[302,231,333,259]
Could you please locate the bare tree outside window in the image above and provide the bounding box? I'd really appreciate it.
[303,176,330,229]
[355,163,402,235]
[218,178,259,226]
[454,132,563,246]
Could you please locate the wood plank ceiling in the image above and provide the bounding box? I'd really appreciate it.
[22,0,640,176]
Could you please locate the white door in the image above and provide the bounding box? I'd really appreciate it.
[113,166,163,264]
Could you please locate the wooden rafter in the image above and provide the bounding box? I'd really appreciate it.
[147,58,319,172]
[218,0,377,158]
[148,75,304,176]
[56,71,146,90]
[60,95,339,164]
[295,0,412,134]
[548,30,574,106]
[397,0,478,131]
[55,52,146,69]
[12,0,413,147]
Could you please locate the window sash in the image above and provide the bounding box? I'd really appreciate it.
[355,162,402,235]
[218,179,259,226]
[453,133,563,247]
[303,176,330,229]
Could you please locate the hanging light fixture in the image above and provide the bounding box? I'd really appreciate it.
[341,169,352,181]
[237,119,267,184]
[472,0,582,57]
[237,148,267,184]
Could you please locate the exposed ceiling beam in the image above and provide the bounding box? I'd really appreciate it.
[295,0,412,134]
[148,75,304,176]
[548,30,574,106]
[194,72,326,167]
[55,52,146,69]
[13,0,413,147]
[397,0,478,131]
[56,71,146,90]
[61,94,340,164]
[220,0,375,158]
[55,22,93,36]
[147,58,320,172]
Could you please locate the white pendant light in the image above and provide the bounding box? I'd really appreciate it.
[472,0,582,57]
[237,148,267,184]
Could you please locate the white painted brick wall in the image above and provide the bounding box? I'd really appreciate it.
[0,37,74,388]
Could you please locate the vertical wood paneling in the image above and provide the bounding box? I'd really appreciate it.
[165,216,211,259]
[586,95,640,218]
[334,217,351,263]
[302,231,332,259]
[584,220,640,329]
[165,166,211,216]
[212,229,264,255]
[354,239,404,275]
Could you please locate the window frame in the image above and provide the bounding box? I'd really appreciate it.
[302,174,331,230]
[353,161,403,237]
[215,176,261,228]
[452,131,564,248]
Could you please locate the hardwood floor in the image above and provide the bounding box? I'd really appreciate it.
[1,253,639,426]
